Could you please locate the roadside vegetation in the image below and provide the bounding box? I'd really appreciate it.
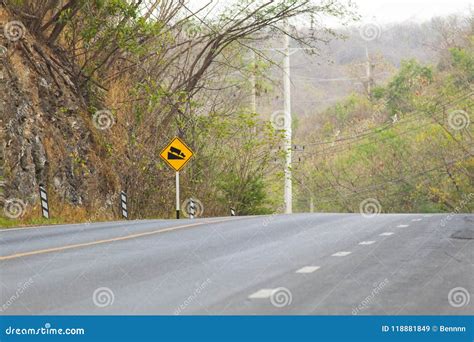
[0,1,471,226]
[294,19,473,213]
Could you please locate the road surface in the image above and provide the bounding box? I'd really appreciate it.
[0,213,472,315]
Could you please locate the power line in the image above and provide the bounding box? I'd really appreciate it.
[291,71,392,82]
[299,91,473,149]
[303,90,473,147]
[295,152,473,204]
[303,115,445,158]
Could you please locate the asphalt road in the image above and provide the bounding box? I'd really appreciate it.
[0,213,472,315]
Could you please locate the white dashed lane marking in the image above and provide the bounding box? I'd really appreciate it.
[249,219,408,303]
[411,218,422,222]
[248,289,276,299]
[296,266,320,273]
[332,251,352,257]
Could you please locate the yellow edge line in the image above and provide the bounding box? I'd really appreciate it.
[0,217,240,261]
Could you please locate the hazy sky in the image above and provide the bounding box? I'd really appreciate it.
[355,0,472,23]
[189,0,472,24]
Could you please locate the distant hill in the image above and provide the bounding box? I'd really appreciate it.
[258,18,465,126]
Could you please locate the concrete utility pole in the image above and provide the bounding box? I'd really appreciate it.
[250,49,257,113]
[283,23,292,214]
[255,24,314,214]
[365,46,373,99]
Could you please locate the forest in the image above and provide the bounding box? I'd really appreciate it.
[0,1,472,226]
[293,17,474,214]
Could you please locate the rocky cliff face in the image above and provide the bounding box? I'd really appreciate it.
[1,10,119,220]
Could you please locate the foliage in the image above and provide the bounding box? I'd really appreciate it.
[295,31,474,214]
[2,0,356,221]
[385,59,433,115]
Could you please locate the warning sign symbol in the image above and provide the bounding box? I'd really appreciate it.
[168,146,186,160]
[160,137,194,171]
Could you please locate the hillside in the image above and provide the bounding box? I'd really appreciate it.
[1,8,119,225]
[0,1,472,226]
[292,27,474,213]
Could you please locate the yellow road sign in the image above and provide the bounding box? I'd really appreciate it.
[160,137,194,172]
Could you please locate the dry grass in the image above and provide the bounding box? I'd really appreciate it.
[1,195,117,228]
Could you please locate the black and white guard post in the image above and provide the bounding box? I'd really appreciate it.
[189,198,196,219]
[230,207,236,216]
[39,184,50,219]
[120,191,128,219]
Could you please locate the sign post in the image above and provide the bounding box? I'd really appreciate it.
[175,172,180,219]
[160,137,194,219]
